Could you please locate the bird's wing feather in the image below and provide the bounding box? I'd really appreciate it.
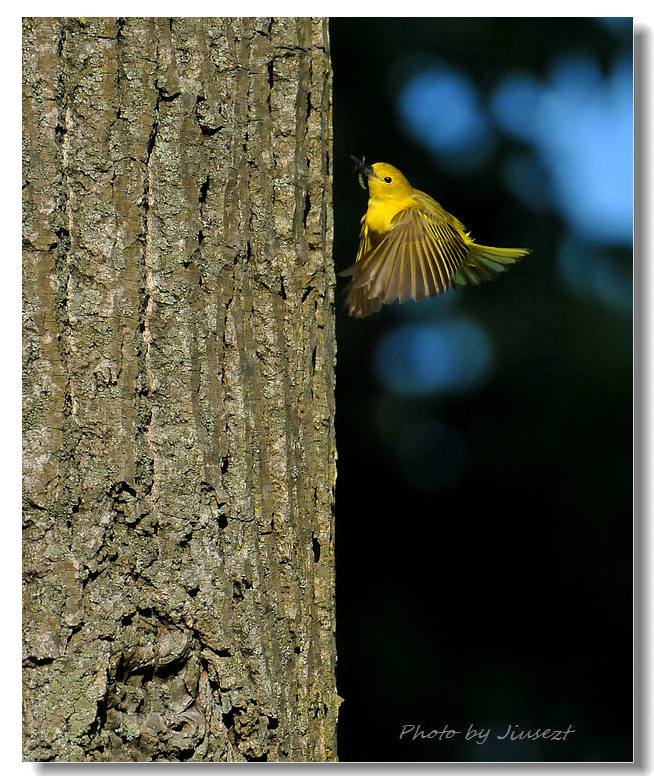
[349,204,469,304]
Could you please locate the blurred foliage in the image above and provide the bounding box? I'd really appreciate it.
[331,17,632,763]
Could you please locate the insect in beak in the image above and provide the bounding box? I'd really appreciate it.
[351,156,376,190]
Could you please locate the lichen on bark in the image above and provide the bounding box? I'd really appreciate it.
[23,16,337,762]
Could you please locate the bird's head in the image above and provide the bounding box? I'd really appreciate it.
[351,158,414,202]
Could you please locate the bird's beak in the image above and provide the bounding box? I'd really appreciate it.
[350,155,376,179]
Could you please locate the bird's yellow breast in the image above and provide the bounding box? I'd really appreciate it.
[365,195,414,236]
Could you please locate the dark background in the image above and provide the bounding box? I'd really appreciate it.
[331,18,633,762]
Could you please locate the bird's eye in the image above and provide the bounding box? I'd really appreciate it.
[383,176,392,183]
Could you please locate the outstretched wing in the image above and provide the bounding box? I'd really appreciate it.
[343,203,469,306]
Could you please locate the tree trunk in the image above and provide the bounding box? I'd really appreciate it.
[22,16,337,762]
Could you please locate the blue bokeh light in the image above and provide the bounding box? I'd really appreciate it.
[397,62,494,175]
[491,55,633,247]
[373,318,493,397]
[490,72,542,144]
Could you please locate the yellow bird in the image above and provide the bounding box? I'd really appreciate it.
[340,159,530,318]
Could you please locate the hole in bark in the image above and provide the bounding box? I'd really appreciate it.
[154,659,188,679]
[28,656,56,667]
[55,226,70,244]
[267,59,274,90]
[91,692,108,736]
[222,708,235,730]
[200,125,221,136]
[312,535,321,563]
[303,193,311,227]
[158,88,181,102]
[113,481,136,498]
[279,277,287,300]
[267,717,279,730]
[218,513,228,529]
[221,456,229,474]
[199,176,210,203]
[146,121,158,159]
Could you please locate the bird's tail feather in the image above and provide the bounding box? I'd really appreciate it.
[453,244,530,287]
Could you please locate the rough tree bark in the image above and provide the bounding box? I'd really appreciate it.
[22,17,337,762]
